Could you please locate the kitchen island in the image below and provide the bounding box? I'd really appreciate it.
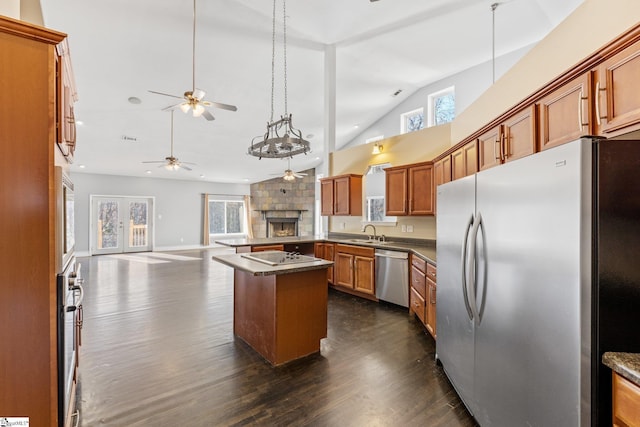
[212,251,333,366]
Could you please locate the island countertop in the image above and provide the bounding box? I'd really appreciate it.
[211,252,333,276]
[602,352,640,385]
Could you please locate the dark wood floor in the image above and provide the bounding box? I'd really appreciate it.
[75,248,476,426]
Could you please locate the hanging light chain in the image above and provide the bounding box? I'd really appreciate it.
[283,0,288,116]
[270,0,277,123]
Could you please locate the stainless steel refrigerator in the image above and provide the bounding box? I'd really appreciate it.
[436,138,640,426]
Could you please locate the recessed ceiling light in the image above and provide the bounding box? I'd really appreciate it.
[315,157,320,160]
[78,164,86,169]
[145,170,152,174]
[243,178,249,182]
[128,96,142,104]
[76,120,84,126]
[200,174,205,178]
[354,124,359,129]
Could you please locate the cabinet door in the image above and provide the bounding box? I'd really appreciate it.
[56,41,77,163]
[538,73,591,150]
[354,256,375,295]
[334,176,362,216]
[503,105,536,163]
[452,142,478,180]
[478,125,502,171]
[597,40,640,136]
[385,167,408,216]
[320,179,334,216]
[408,163,434,215]
[434,156,451,187]
[334,252,354,288]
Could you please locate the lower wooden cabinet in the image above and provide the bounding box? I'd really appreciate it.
[612,371,640,427]
[314,242,335,284]
[334,244,375,296]
[410,254,436,339]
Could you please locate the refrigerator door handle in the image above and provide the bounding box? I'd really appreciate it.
[476,216,488,325]
[468,212,482,325]
[461,214,474,321]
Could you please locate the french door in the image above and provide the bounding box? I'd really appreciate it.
[91,196,153,255]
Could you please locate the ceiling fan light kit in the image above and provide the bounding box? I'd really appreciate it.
[248,0,310,160]
[148,0,237,121]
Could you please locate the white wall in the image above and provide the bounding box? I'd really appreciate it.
[341,45,534,150]
[72,173,249,254]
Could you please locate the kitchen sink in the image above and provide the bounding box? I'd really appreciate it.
[345,239,389,245]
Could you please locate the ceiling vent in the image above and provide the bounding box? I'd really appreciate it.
[121,135,138,142]
[392,89,403,97]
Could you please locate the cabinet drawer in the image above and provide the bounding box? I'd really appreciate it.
[411,255,426,272]
[335,244,375,258]
[410,264,426,299]
[426,263,437,281]
[410,288,426,324]
[613,372,640,426]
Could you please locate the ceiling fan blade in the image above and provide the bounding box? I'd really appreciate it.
[192,88,206,100]
[161,102,185,112]
[149,90,184,100]
[294,173,307,178]
[201,110,215,121]
[181,161,197,165]
[209,101,238,112]
[179,164,193,171]
[142,160,165,164]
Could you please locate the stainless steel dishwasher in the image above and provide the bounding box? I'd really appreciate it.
[375,249,409,307]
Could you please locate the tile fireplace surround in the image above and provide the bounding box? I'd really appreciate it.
[250,168,315,238]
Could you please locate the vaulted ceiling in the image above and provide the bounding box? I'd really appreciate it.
[40,0,582,183]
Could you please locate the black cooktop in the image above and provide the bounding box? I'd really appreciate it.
[241,251,318,266]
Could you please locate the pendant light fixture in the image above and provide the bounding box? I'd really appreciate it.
[248,0,310,159]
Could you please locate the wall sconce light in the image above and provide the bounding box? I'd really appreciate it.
[372,142,383,155]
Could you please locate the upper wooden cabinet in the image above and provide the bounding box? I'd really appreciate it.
[478,105,536,171]
[452,141,478,180]
[385,162,434,216]
[538,73,592,151]
[434,156,452,187]
[55,39,78,163]
[384,167,408,216]
[596,39,640,137]
[320,174,362,216]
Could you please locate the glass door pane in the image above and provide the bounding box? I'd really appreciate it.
[94,198,123,255]
[125,200,151,252]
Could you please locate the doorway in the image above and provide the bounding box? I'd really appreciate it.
[91,196,154,255]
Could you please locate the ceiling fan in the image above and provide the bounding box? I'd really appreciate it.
[148,0,237,121]
[272,158,308,181]
[142,111,195,171]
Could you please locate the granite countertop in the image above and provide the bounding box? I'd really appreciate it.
[602,352,640,385]
[211,252,333,276]
[215,234,437,265]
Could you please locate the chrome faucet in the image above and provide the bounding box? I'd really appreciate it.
[362,224,377,241]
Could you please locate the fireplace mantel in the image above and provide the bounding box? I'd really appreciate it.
[255,209,308,220]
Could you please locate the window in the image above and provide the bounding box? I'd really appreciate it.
[208,199,245,236]
[400,108,424,134]
[366,196,385,222]
[428,86,455,126]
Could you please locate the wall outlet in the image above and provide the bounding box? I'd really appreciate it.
[407,225,414,233]
[401,225,407,232]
